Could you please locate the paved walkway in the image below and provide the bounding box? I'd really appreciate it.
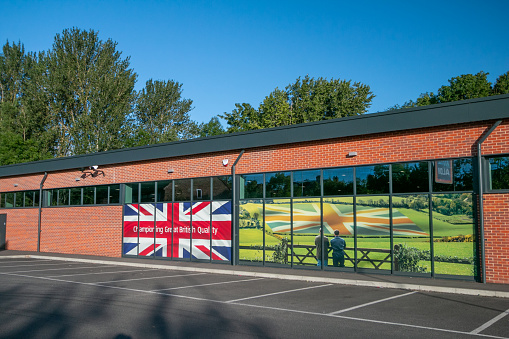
[2,250,509,298]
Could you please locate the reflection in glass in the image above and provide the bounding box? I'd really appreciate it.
[489,156,509,190]
[193,177,211,201]
[213,176,232,200]
[432,193,474,276]
[323,197,354,268]
[240,174,263,199]
[355,196,391,270]
[265,172,291,198]
[157,180,172,202]
[14,192,23,207]
[174,179,191,201]
[25,191,34,207]
[264,199,291,265]
[356,165,389,194]
[140,182,155,203]
[109,185,120,204]
[70,188,81,205]
[292,198,321,266]
[293,170,321,197]
[392,195,430,274]
[323,168,354,196]
[58,189,69,206]
[434,158,473,192]
[5,193,14,208]
[239,200,264,263]
[392,162,428,193]
[96,186,108,204]
[83,187,95,205]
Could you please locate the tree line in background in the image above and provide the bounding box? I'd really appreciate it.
[1,28,508,166]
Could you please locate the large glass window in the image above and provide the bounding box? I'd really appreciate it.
[174,179,191,201]
[4,193,14,208]
[489,156,509,190]
[193,177,211,201]
[293,170,321,197]
[109,185,120,204]
[140,182,155,203]
[323,168,354,196]
[432,193,474,277]
[434,158,473,192]
[393,195,431,274]
[25,191,34,207]
[292,198,321,266]
[392,162,429,193]
[240,174,263,199]
[70,188,81,205]
[15,192,23,207]
[124,184,138,204]
[356,165,389,194]
[83,187,95,205]
[264,199,291,265]
[213,176,232,200]
[58,189,69,206]
[157,180,172,202]
[265,172,291,198]
[323,197,354,268]
[96,186,109,204]
[239,199,264,263]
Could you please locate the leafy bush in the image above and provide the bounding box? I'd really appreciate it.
[394,244,427,273]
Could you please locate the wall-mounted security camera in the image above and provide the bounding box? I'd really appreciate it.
[91,165,99,170]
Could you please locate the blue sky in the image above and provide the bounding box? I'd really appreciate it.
[1,0,508,123]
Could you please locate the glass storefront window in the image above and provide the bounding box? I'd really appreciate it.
[323,197,354,268]
[293,170,321,197]
[356,165,389,194]
[193,177,211,201]
[292,198,321,266]
[109,185,120,204]
[432,193,474,277]
[83,187,95,205]
[264,198,291,265]
[265,172,291,198]
[140,182,155,203]
[393,194,431,274]
[323,168,354,196]
[239,199,264,263]
[174,179,191,201]
[434,158,473,192]
[156,180,172,202]
[240,174,263,199]
[392,162,429,193]
[96,186,109,204]
[70,188,81,205]
[213,176,232,200]
[489,156,509,190]
[124,184,138,204]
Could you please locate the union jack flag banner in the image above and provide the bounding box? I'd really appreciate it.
[264,202,428,236]
[123,201,231,260]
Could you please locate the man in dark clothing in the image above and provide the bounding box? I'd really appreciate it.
[315,232,329,266]
[330,230,346,267]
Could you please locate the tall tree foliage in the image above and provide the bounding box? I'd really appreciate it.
[131,79,197,145]
[220,75,374,132]
[390,71,509,110]
[41,28,137,156]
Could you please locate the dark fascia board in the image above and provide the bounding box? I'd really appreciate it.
[1,94,508,178]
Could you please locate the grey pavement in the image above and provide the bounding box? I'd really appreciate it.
[1,250,509,298]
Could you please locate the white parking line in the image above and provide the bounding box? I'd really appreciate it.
[6,265,117,273]
[1,271,506,339]
[0,262,83,268]
[152,277,265,291]
[471,308,509,334]
[48,268,159,277]
[225,284,333,303]
[328,291,417,315]
[94,272,207,283]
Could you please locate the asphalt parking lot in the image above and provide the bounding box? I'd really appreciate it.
[1,257,508,339]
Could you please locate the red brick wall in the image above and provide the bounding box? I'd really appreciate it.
[483,194,509,284]
[3,208,39,251]
[39,206,123,257]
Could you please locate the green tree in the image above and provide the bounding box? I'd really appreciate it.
[41,27,136,156]
[493,71,509,95]
[199,116,226,137]
[221,75,374,132]
[132,79,197,145]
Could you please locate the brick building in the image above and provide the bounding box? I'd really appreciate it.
[1,94,508,284]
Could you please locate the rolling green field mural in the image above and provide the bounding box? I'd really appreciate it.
[239,194,474,276]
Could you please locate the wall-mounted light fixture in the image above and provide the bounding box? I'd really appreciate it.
[14,183,18,187]
[347,151,358,157]
[167,168,175,174]
[222,159,229,166]
[75,178,81,182]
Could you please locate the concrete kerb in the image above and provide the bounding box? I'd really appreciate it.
[2,255,509,299]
